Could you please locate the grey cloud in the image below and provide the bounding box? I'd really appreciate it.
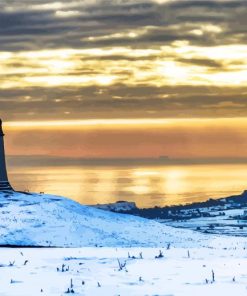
[1,85,247,121]
[0,0,246,51]
[177,58,223,68]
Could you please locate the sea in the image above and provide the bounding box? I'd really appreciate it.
[8,163,247,208]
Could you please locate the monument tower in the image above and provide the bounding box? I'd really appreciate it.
[0,119,13,191]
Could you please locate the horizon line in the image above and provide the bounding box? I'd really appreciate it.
[4,117,247,128]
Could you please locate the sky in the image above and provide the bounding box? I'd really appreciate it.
[1,0,247,160]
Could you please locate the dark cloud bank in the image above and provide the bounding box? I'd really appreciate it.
[0,0,247,120]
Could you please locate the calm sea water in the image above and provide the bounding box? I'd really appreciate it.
[8,164,247,208]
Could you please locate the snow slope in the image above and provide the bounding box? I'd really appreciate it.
[1,192,247,295]
[0,191,191,247]
[0,191,247,248]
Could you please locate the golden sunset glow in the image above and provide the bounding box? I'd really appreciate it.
[3,117,247,161]
[5,117,247,129]
[1,43,247,89]
[0,0,247,162]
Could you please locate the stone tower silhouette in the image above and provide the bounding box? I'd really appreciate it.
[0,119,13,191]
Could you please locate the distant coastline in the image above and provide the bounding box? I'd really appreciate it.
[93,190,247,237]
[7,155,247,167]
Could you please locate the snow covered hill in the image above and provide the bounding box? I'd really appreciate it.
[2,192,247,295]
[0,191,190,247]
[0,191,246,248]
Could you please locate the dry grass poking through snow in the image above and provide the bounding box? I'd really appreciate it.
[0,246,247,295]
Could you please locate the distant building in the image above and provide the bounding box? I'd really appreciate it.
[92,201,137,212]
[0,119,13,191]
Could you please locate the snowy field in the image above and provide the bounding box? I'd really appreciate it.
[1,246,247,295]
[160,208,247,236]
[1,191,247,295]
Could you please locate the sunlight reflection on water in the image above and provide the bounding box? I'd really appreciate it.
[8,164,247,208]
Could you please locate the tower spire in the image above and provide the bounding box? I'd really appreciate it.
[0,119,4,136]
[0,119,13,191]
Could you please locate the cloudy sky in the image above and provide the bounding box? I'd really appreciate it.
[1,0,247,160]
